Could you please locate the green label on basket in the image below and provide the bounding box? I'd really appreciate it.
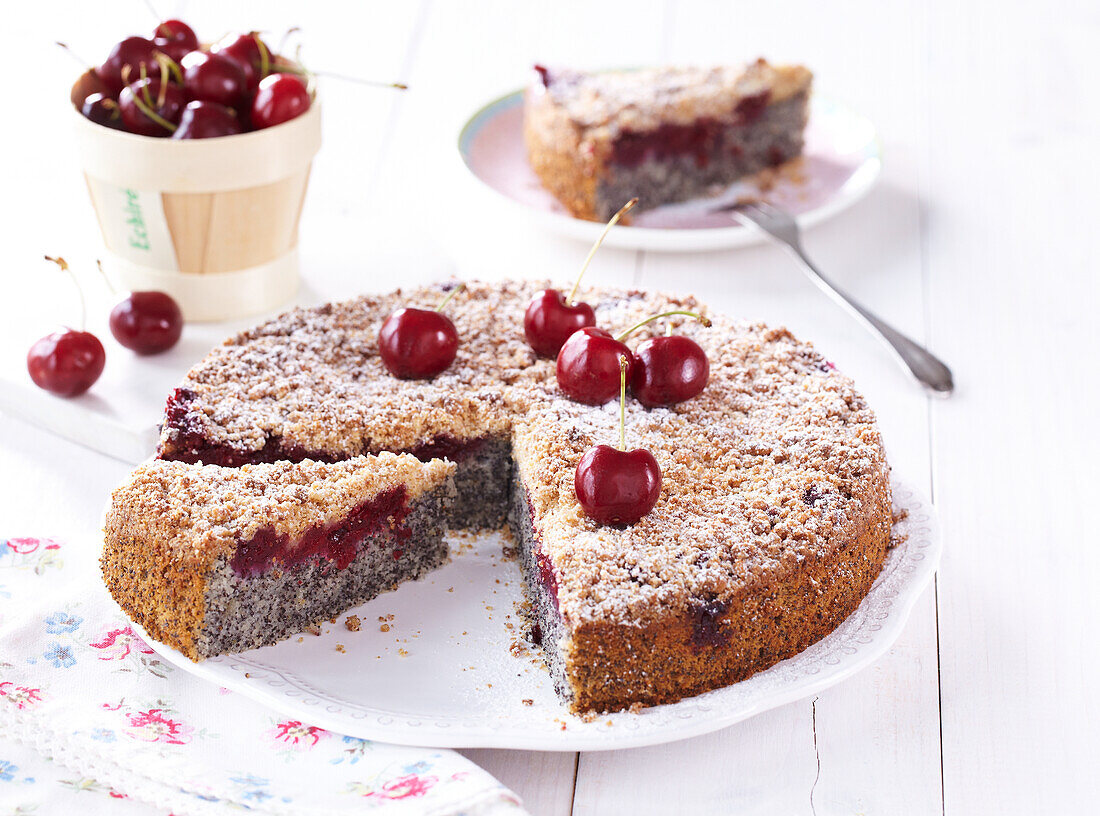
[87,181,179,272]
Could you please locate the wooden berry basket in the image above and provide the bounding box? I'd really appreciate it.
[70,72,321,322]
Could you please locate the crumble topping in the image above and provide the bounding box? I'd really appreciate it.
[156,280,889,628]
[109,453,455,566]
[531,59,812,135]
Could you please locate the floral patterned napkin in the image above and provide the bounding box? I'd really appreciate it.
[0,536,528,816]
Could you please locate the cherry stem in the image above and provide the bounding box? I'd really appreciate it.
[156,60,168,108]
[618,356,629,451]
[434,283,465,312]
[154,51,182,85]
[567,198,637,305]
[44,256,85,331]
[131,86,178,133]
[615,310,711,343]
[278,27,302,56]
[253,32,271,80]
[95,260,118,296]
[142,0,162,22]
[55,42,91,69]
[291,65,408,90]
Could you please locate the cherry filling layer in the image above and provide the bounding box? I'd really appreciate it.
[689,598,731,650]
[229,486,410,578]
[608,91,772,169]
[162,387,489,467]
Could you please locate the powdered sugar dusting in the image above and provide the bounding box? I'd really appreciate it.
[159,279,891,628]
[534,59,812,135]
[111,454,455,565]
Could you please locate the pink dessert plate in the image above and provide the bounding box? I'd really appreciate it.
[458,90,881,252]
[125,477,938,751]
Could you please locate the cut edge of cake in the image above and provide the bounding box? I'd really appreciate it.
[102,453,456,661]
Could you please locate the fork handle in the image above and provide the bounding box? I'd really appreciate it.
[786,245,954,395]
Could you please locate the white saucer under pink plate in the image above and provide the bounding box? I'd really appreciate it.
[129,478,939,752]
[458,90,881,252]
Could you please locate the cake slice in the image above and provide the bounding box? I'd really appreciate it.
[102,453,455,661]
[524,59,812,221]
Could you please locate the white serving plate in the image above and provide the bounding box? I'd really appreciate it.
[132,477,940,751]
[457,89,882,252]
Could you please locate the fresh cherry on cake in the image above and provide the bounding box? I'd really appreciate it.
[210,32,271,94]
[173,100,242,139]
[152,19,199,64]
[619,311,712,407]
[181,51,248,108]
[81,93,124,130]
[119,75,184,136]
[27,257,106,398]
[378,284,464,379]
[631,335,710,407]
[251,73,310,129]
[524,198,636,358]
[574,357,662,525]
[97,36,161,95]
[556,328,634,405]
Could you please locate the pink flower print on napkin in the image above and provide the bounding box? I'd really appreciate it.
[0,681,43,709]
[89,626,155,661]
[357,773,438,800]
[123,708,194,745]
[271,720,328,749]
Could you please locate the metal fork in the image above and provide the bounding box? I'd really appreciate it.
[721,201,954,396]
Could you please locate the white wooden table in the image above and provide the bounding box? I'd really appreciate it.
[1,1,1096,813]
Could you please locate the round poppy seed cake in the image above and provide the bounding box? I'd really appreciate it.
[107,279,893,713]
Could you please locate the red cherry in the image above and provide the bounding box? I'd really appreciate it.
[556,328,633,405]
[109,291,183,355]
[251,73,310,129]
[152,19,198,53]
[172,101,242,139]
[524,290,596,359]
[524,198,636,359]
[81,93,124,130]
[181,51,248,108]
[575,445,662,525]
[210,32,271,94]
[97,36,160,96]
[27,331,106,398]
[630,335,710,407]
[378,308,459,379]
[119,77,184,136]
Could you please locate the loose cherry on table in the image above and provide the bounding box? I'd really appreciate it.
[119,74,185,136]
[574,357,662,526]
[524,198,637,358]
[621,313,712,408]
[173,101,242,139]
[378,284,464,380]
[251,73,310,129]
[181,51,248,109]
[26,257,106,398]
[97,261,184,354]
